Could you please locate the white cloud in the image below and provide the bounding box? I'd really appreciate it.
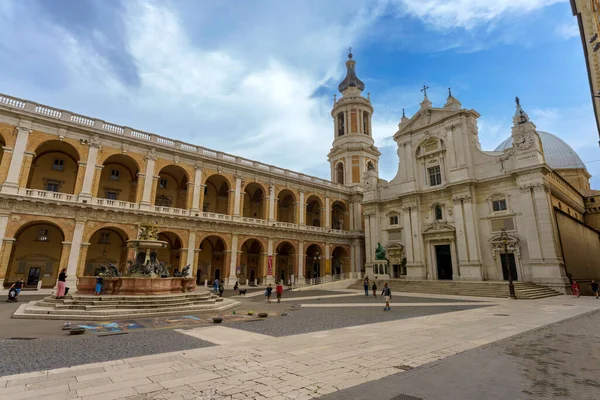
[389,0,566,30]
[555,21,580,40]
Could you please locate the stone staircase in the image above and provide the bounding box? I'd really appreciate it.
[348,280,562,299]
[13,291,239,320]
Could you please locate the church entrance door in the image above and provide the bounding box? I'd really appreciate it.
[500,253,518,281]
[435,245,452,280]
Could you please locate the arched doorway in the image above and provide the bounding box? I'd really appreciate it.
[204,174,230,215]
[240,239,263,284]
[84,228,128,276]
[96,154,140,202]
[331,246,349,276]
[336,162,344,184]
[243,183,265,219]
[156,165,189,209]
[276,241,295,284]
[305,244,323,279]
[157,232,183,276]
[27,141,80,194]
[331,201,348,230]
[5,223,65,288]
[277,190,296,223]
[197,236,226,285]
[306,195,322,227]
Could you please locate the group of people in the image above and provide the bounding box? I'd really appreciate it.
[363,276,392,311]
[571,280,599,299]
[264,283,284,303]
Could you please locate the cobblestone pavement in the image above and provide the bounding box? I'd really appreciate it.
[0,329,214,376]
[282,293,481,304]
[321,309,600,400]
[227,304,489,337]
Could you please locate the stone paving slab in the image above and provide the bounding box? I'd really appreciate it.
[284,293,482,304]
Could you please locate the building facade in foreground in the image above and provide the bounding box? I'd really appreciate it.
[0,61,378,289]
[362,88,600,292]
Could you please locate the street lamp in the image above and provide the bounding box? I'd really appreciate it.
[500,228,517,300]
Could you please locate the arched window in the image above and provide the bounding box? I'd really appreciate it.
[363,111,369,135]
[434,204,443,221]
[367,161,375,171]
[336,162,344,184]
[337,112,345,137]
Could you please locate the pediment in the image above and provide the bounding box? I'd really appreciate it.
[422,221,455,234]
[398,108,463,135]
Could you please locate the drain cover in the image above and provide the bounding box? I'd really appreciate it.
[390,395,423,400]
[493,313,510,316]
[393,365,414,371]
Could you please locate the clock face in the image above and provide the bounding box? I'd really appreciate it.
[514,134,534,150]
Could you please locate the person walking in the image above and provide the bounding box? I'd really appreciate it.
[233,281,239,295]
[372,281,378,298]
[591,280,599,299]
[276,282,284,303]
[94,273,103,296]
[381,282,392,311]
[363,276,369,296]
[213,278,219,295]
[265,284,273,303]
[56,268,67,299]
[571,280,581,298]
[218,280,225,297]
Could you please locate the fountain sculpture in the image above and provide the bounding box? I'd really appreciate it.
[77,224,196,295]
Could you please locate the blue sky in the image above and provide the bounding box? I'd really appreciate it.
[1,0,598,186]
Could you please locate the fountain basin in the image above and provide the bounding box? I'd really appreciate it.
[77,276,196,295]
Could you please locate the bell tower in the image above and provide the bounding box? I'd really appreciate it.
[328,49,380,186]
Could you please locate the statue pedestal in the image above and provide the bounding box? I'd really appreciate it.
[366,260,390,280]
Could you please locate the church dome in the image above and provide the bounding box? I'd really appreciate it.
[495,131,586,170]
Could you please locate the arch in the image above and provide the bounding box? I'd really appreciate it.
[331,246,350,275]
[27,140,81,194]
[243,182,266,219]
[305,195,322,227]
[4,222,65,288]
[276,241,296,284]
[337,112,345,137]
[84,227,129,276]
[416,136,445,157]
[331,200,348,230]
[204,174,230,215]
[240,238,264,284]
[96,154,140,202]
[277,189,296,223]
[156,165,189,209]
[366,160,375,171]
[305,243,323,279]
[336,162,344,185]
[197,235,227,285]
[157,231,183,276]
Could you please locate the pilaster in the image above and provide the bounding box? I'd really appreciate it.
[78,143,100,201]
[191,167,203,213]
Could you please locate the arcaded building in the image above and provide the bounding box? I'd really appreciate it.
[0,74,373,290]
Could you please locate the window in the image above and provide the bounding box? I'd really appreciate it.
[491,218,515,232]
[492,199,507,212]
[389,215,399,226]
[159,178,168,189]
[428,166,442,186]
[99,232,111,244]
[110,169,120,181]
[52,159,64,171]
[106,191,118,200]
[434,204,443,220]
[37,228,49,242]
[46,181,60,192]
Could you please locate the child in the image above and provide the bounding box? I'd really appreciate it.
[381,282,392,311]
[372,281,377,298]
[266,284,273,303]
[276,282,284,303]
[571,280,581,298]
[95,273,103,296]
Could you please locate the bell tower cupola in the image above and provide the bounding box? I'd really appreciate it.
[328,49,380,186]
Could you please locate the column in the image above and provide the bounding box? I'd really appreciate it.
[355,241,363,277]
[349,202,355,230]
[140,156,156,210]
[73,161,87,196]
[1,126,30,194]
[350,243,356,276]
[402,208,413,265]
[233,176,242,216]
[179,249,188,270]
[268,184,275,221]
[325,197,331,228]
[299,191,306,225]
[17,152,35,189]
[135,173,145,204]
[78,144,99,201]
[59,241,72,277]
[65,221,85,291]
[76,243,90,277]
[186,232,196,269]
[462,196,483,278]
[297,240,304,279]
[519,186,542,262]
[0,214,12,287]
[228,234,238,286]
[227,189,236,216]
[0,147,13,184]
[266,237,275,283]
[452,198,469,266]
[324,243,331,277]
[364,213,373,264]
[191,168,203,213]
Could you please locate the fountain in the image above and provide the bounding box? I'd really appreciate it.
[77,224,196,295]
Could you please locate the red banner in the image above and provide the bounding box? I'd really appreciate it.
[267,255,273,276]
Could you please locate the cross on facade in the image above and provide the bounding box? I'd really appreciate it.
[421,84,429,97]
